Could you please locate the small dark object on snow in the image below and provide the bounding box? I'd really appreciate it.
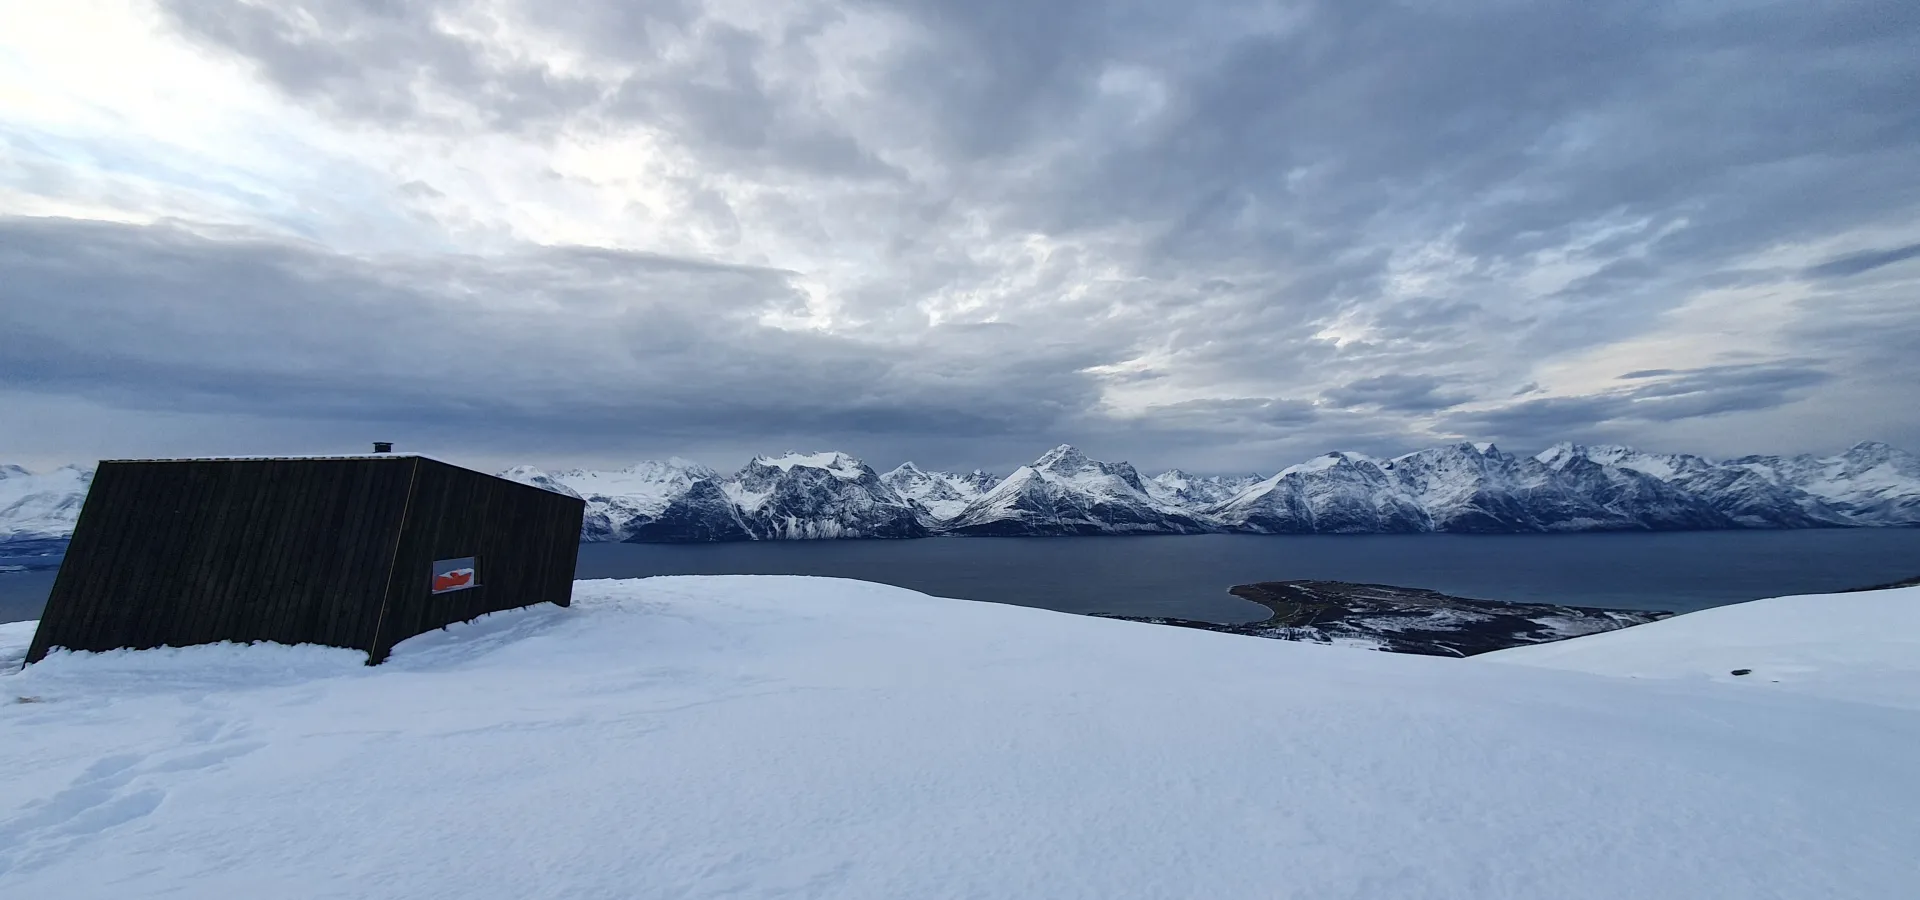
[1731,669,1753,676]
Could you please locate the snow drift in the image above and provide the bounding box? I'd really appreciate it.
[2,577,1916,899]
[1483,584,1920,710]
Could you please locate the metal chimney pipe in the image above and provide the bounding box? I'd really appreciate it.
[372,442,393,454]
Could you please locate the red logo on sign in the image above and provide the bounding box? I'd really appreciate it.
[433,568,475,592]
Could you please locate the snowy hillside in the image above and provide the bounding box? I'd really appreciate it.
[0,464,92,542]
[1143,469,1264,507]
[1544,444,1849,528]
[1209,452,1429,533]
[500,459,748,542]
[1208,440,1913,534]
[1483,584,1920,710]
[1727,441,1920,525]
[1387,443,1638,531]
[944,445,1212,535]
[3,577,1916,898]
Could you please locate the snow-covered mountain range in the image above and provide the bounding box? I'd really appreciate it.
[880,463,998,521]
[726,452,926,540]
[494,440,1919,541]
[0,464,93,542]
[4,441,1917,545]
[943,445,1214,536]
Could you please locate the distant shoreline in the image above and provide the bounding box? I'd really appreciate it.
[1845,574,1920,591]
[1098,580,1671,657]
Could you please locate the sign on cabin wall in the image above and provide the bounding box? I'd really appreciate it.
[432,557,479,594]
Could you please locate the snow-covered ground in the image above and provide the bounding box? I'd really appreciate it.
[2,577,1917,898]
[1483,585,1920,711]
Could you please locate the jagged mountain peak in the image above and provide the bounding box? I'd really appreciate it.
[1412,441,1502,457]
[1156,467,1265,482]
[0,462,97,542]
[1147,469,1266,508]
[1278,451,1382,477]
[1394,442,1500,464]
[881,463,997,522]
[727,450,923,540]
[0,462,95,485]
[1033,444,1094,473]
[956,470,1002,493]
[498,465,584,500]
[551,457,715,482]
[1025,445,1150,492]
[1839,441,1918,471]
[506,459,740,542]
[1537,443,1645,470]
[748,450,870,479]
[946,466,1209,536]
[944,446,1207,537]
[636,456,716,476]
[1535,443,1582,469]
[1566,445,1719,481]
[1211,450,1427,534]
[14,440,1920,545]
[1724,441,1920,525]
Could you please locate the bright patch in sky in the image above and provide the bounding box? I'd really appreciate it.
[1,1,1918,472]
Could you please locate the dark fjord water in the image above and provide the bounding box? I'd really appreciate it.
[576,530,1920,622]
[5,530,1918,626]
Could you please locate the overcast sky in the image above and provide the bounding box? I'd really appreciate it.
[4,0,1918,475]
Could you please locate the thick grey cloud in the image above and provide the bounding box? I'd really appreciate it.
[159,0,607,130]
[4,0,1919,472]
[0,216,1114,464]
[1443,362,1837,448]
[1805,242,1920,279]
[1322,375,1473,413]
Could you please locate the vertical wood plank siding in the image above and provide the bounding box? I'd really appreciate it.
[368,461,582,663]
[25,456,583,665]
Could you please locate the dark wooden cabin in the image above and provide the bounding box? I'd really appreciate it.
[25,453,584,665]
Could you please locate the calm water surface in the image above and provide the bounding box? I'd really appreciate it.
[5,530,1918,626]
[577,530,1920,622]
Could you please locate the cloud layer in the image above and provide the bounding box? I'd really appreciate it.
[3,0,1918,472]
